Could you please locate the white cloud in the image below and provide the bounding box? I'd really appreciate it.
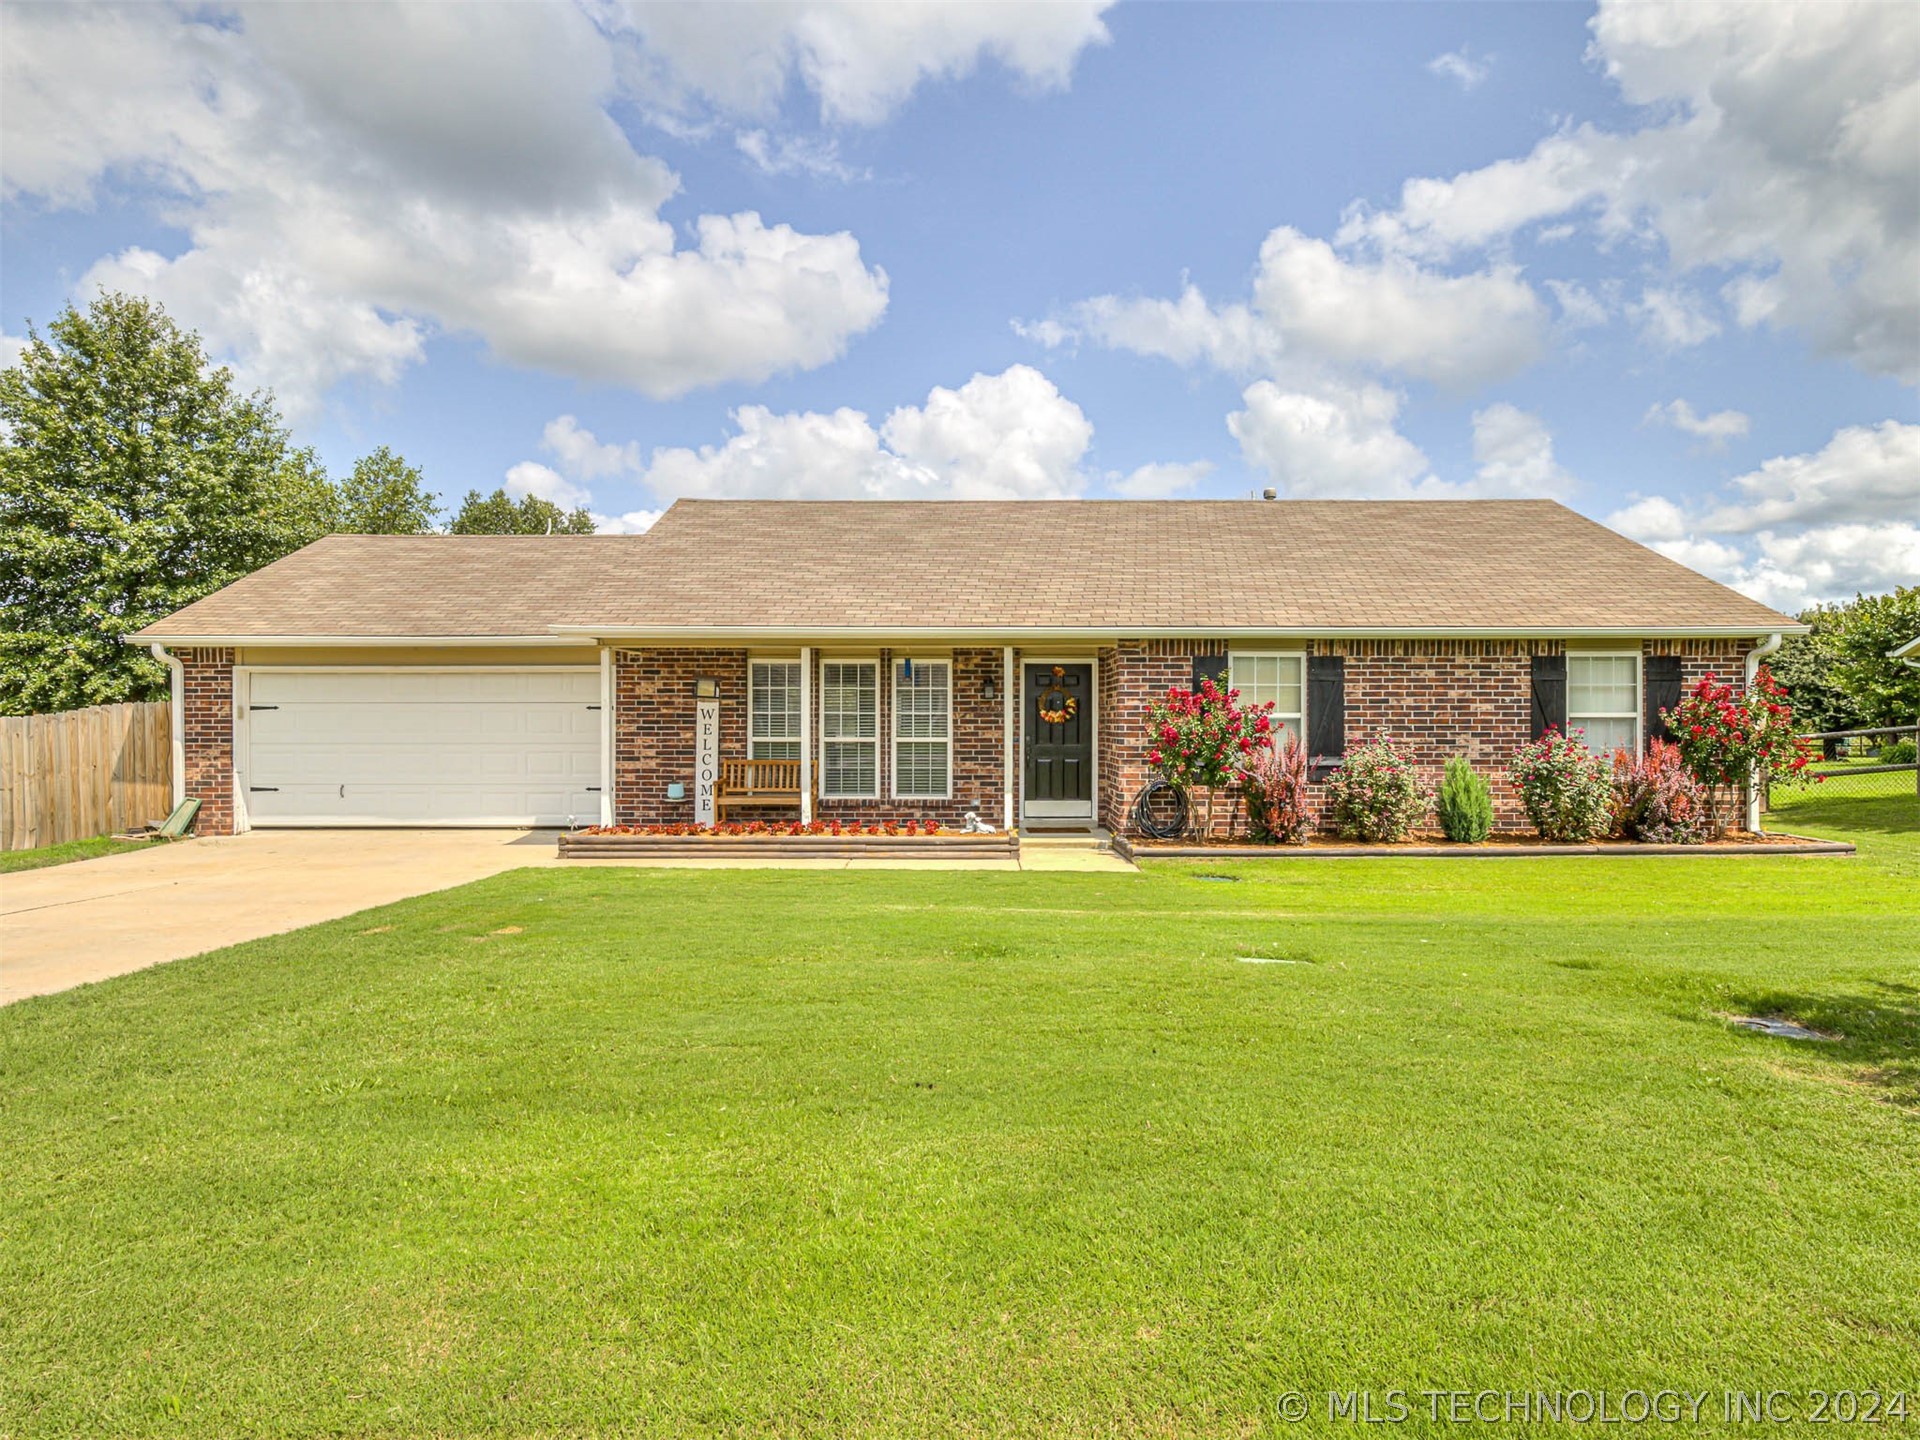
[1644,398,1750,448]
[1108,461,1214,499]
[504,461,591,511]
[1467,403,1575,498]
[1038,227,1548,390]
[1546,279,1609,329]
[1335,0,1920,379]
[1606,420,1920,608]
[612,0,1114,126]
[592,508,666,535]
[1628,287,1720,350]
[1228,380,1432,498]
[735,129,869,182]
[1427,47,1491,91]
[1,334,29,371]
[542,415,641,480]
[638,364,1095,501]
[2,3,892,417]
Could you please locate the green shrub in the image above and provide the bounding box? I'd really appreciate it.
[1326,735,1429,842]
[1507,729,1613,842]
[1436,757,1493,843]
[1876,737,1916,765]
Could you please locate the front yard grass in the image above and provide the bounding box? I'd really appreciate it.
[0,834,151,874]
[2,814,1916,1436]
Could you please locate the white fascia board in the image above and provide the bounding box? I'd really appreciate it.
[126,633,595,647]
[553,622,1810,643]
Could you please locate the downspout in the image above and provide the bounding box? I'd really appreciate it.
[598,645,614,827]
[1744,632,1783,834]
[151,644,186,809]
[1002,646,1015,831]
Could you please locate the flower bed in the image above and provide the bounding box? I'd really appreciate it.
[1111,831,1854,861]
[559,820,1017,860]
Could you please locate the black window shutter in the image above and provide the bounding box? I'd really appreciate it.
[1530,655,1567,740]
[1644,655,1683,748]
[1307,655,1346,768]
[1191,653,1229,692]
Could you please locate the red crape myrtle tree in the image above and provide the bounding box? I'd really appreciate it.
[1144,677,1275,836]
[1662,665,1815,835]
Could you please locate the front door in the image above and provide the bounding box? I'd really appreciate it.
[1024,663,1094,821]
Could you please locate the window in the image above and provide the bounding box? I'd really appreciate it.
[820,660,878,798]
[893,659,951,798]
[1228,652,1305,745]
[749,660,801,761]
[1567,654,1639,755]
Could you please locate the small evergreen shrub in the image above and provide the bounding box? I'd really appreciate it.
[1507,728,1612,842]
[1242,733,1311,844]
[1435,757,1493,843]
[1326,735,1429,842]
[1609,739,1706,844]
[1877,737,1916,765]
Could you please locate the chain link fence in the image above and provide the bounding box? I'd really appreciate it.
[1778,725,1920,806]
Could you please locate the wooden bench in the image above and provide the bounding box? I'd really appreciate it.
[714,758,811,822]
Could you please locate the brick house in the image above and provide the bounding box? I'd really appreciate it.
[133,499,1803,838]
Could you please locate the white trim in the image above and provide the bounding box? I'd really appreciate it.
[799,646,812,823]
[890,654,954,801]
[1746,632,1784,833]
[598,646,614,826]
[1227,649,1308,747]
[549,623,1805,642]
[150,644,186,810]
[746,654,805,763]
[1001,646,1015,831]
[817,656,881,800]
[1565,651,1642,756]
[133,634,595,647]
[1018,655,1098,824]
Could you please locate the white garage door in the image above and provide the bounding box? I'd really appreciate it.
[241,669,601,827]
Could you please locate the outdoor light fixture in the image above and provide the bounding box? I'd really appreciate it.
[982,673,999,702]
[693,677,719,700]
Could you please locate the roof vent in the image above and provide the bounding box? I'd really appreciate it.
[1261,488,1277,501]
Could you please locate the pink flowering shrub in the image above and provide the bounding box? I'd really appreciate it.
[1144,677,1275,792]
[1507,728,1612,841]
[1325,735,1429,842]
[1242,732,1311,844]
[1609,739,1706,844]
[1662,666,1813,834]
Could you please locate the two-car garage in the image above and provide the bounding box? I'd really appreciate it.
[236,668,603,828]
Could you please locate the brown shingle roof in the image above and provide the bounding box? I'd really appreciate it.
[135,499,1800,641]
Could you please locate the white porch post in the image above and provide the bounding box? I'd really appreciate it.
[799,645,813,823]
[1002,646,1015,831]
[598,645,615,826]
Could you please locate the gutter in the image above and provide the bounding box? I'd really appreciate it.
[548,622,1810,644]
[1744,632,1784,834]
[150,644,186,809]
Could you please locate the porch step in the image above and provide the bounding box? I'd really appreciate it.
[1017,826,1135,872]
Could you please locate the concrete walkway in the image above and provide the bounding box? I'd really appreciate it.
[1,829,561,1005]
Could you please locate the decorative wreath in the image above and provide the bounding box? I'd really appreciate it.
[1037,665,1079,726]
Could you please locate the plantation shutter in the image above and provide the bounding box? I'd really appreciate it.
[1643,655,1683,748]
[1191,654,1229,691]
[1530,654,1568,739]
[1306,655,1345,769]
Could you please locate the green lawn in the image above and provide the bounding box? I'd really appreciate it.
[0,834,151,874]
[2,810,1916,1437]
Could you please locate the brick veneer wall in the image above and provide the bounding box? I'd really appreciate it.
[179,647,237,835]
[1101,636,1768,837]
[612,646,1015,826]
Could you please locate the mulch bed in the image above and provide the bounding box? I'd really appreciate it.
[560,829,1018,860]
[1111,832,1855,861]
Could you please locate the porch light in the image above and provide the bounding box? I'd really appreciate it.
[693,676,719,700]
[982,673,999,702]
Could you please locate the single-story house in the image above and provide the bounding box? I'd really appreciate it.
[132,498,1803,837]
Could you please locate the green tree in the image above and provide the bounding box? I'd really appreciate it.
[1825,586,1920,728]
[1770,604,1861,742]
[448,487,595,535]
[0,294,333,715]
[335,445,440,534]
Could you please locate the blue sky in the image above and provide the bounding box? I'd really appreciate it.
[3,1,1915,610]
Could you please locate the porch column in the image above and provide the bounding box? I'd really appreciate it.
[799,645,813,823]
[1002,646,1015,831]
[598,645,614,826]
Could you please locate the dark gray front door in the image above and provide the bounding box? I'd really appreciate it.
[1024,663,1092,816]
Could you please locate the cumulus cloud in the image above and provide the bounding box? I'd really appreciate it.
[1607,421,1920,608]
[1108,461,1215,499]
[1546,280,1609,329]
[1467,403,1575,498]
[734,129,869,182]
[611,0,1114,126]
[1427,47,1491,91]
[542,415,641,481]
[1335,0,1920,380]
[504,460,592,511]
[1644,398,1750,448]
[1628,287,1721,350]
[11,4,1131,414]
[1034,227,1548,390]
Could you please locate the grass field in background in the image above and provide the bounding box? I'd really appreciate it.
[0,834,151,874]
[2,803,1915,1436]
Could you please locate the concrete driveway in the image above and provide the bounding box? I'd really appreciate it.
[1,830,559,1005]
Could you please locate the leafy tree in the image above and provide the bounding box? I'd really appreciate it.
[448,487,595,535]
[1825,586,1920,728]
[0,294,333,714]
[335,445,440,534]
[1770,604,1860,744]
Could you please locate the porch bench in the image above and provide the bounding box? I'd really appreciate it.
[714,758,812,821]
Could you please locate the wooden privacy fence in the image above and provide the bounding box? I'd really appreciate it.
[0,702,172,851]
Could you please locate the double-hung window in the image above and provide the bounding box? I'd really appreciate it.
[1567,654,1639,755]
[1227,652,1306,744]
[749,660,801,761]
[893,659,951,799]
[820,660,879,798]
